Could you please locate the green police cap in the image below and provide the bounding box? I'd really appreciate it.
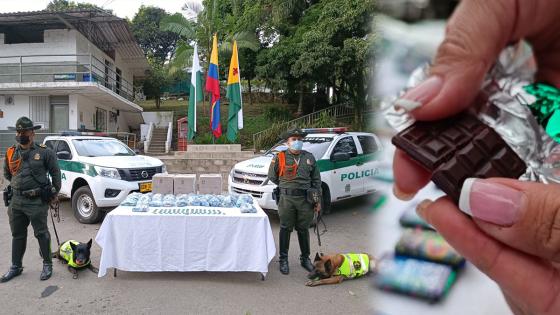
[14,117,41,131]
[282,128,307,140]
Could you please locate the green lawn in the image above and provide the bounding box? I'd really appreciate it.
[139,99,294,149]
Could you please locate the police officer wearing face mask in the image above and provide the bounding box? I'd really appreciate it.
[268,128,321,275]
[1,117,61,282]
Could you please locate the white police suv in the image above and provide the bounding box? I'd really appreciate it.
[228,128,381,213]
[43,135,166,223]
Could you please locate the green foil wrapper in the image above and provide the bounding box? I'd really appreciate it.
[523,83,560,143]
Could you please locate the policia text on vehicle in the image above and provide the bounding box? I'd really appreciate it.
[1,117,61,283]
[268,128,321,275]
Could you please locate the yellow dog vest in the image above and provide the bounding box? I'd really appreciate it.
[335,253,369,278]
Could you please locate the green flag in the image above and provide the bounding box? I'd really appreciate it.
[226,41,243,142]
[188,44,203,140]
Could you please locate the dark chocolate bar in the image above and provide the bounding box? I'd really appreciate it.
[391,112,526,201]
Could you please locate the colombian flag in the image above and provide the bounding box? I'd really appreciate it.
[206,34,222,138]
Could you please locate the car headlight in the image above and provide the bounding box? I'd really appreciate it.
[161,164,167,173]
[94,166,121,179]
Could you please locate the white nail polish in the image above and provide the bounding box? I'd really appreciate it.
[394,98,422,111]
[458,178,476,216]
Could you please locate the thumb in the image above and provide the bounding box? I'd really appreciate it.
[395,0,514,120]
[458,178,560,262]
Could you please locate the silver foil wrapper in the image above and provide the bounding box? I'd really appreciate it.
[382,42,560,184]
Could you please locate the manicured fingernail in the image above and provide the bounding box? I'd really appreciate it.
[459,178,525,226]
[394,76,443,111]
[393,185,415,201]
[415,199,433,219]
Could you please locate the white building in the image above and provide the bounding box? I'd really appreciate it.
[0,9,149,138]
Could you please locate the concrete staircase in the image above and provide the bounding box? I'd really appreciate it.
[156,144,256,191]
[147,127,168,154]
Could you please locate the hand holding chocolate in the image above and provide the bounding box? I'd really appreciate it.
[392,112,526,202]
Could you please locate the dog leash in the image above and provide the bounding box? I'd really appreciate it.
[313,210,327,248]
[49,199,61,247]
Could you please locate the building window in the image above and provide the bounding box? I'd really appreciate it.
[30,96,49,129]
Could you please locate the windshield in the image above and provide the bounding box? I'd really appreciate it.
[265,137,333,159]
[72,139,135,157]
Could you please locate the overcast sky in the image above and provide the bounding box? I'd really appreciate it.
[0,0,200,19]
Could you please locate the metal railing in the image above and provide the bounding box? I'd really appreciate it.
[165,121,173,154]
[0,131,137,157]
[0,54,135,101]
[252,104,355,151]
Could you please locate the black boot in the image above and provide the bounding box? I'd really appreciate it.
[37,233,53,281]
[40,263,52,281]
[1,265,23,283]
[37,232,52,265]
[297,229,314,272]
[2,237,27,283]
[11,237,26,271]
[279,227,291,275]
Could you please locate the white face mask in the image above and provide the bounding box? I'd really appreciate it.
[289,140,303,151]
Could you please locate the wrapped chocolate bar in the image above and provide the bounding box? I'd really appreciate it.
[383,41,560,186]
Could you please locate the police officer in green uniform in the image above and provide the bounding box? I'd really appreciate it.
[268,128,321,274]
[1,117,61,282]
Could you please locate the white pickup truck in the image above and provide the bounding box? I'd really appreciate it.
[228,128,381,213]
[43,135,166,223]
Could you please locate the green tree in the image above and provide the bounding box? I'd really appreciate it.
[131,6,180,65]
[46,0,102,11]
[166,0,259,102]
[255,0,374,124]
[140,58,171,108]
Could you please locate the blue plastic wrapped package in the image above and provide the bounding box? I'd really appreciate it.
[240,203,257,213]
[132,199,150,212]
[187,195,201,206]
[162,194,176,207]
[199,199,210,207]
[149,193,163,207]
[208,195,221,207]
[138,194,152,205]
[229,194,239,206]
[121,192,141,206]
[176,194,189,207]
[236,194,254,208]
[221,195,234,208]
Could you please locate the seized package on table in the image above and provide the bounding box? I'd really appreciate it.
[176,194,189,207]
[149,193,163,207]
[240,203,257,213]
[121,192,141,206]
[236,194,254,208]
[137,193,152,204]
[383,42,560,194]
[133,196,150,212]
[162,194,176,207]
[207,195,222,207]
[221,195,235,207]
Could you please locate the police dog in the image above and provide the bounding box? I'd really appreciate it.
[53,239,98,279]
[305,252,376,286]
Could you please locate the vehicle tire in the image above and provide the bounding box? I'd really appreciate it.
[321,184,332,215]
[72,186,102,224]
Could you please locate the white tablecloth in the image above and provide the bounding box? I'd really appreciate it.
[95,203,276,277]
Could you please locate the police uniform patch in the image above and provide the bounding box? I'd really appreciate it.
[353,261,362,270]
[34,153,40,160]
